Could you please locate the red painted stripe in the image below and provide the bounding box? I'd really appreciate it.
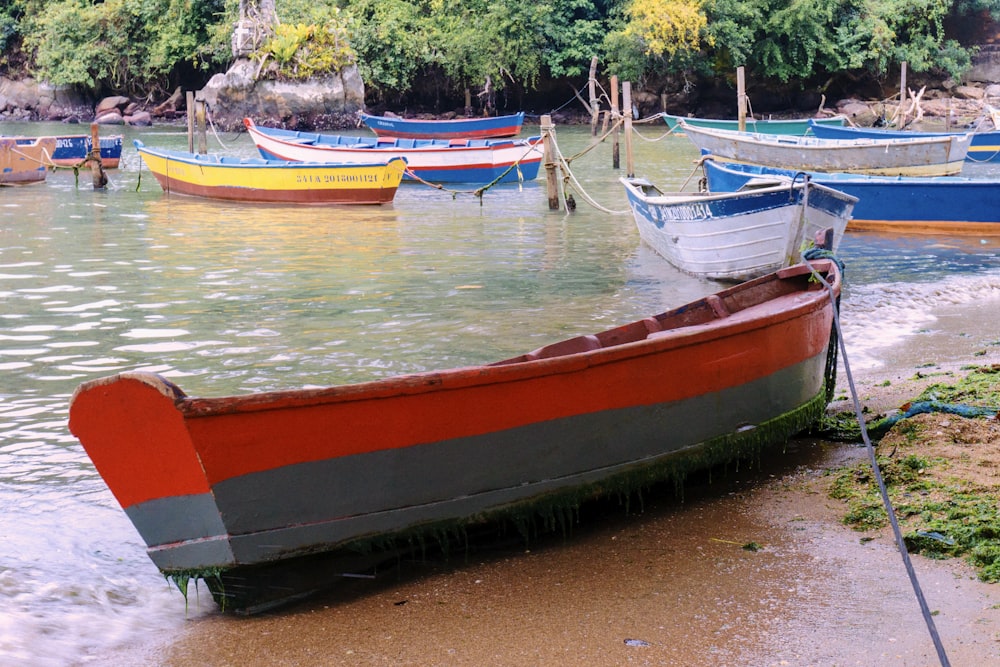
[184,305,831,484]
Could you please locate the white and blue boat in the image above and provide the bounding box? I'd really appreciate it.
[701,157,1000,234]
[621,174,856,281]
[245,118,542,185]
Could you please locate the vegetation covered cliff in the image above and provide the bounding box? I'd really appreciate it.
[2,0,1000,120]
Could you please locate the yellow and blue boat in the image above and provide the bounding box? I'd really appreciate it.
[134,140,406,205]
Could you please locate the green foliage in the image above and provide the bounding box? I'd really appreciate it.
[538,0,608,79]
[603,0,711,81]
[254,6,356,79]
[20,0,229,95]
[344,0,432,96]
[5,0,1000,104]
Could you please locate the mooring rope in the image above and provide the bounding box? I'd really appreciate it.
[803,256,952,667]
[545,128,630,215]
[401,139,539,202]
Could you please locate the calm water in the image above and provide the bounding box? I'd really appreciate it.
[1,120,999,665]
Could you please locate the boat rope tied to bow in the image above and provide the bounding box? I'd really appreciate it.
[802,255,953,667]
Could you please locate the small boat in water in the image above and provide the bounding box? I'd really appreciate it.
[621,174,856,281]
[69,258,843,613]
[134,140,406,205]
[681,122,971,176]
[702,157,1000,234]
[662,113,847,136]
[245,118,542,185]
[31,133,123,168]
[807,119,1000,164]
[1,136,55,185]
[360,111,524,139]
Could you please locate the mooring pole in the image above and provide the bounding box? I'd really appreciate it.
[611,75,620,170]
[737,66,747,132]
[541,114,560,210]
[899,61,908,127]
[88,123,108,189]
[186,91,195,153]
[588,56,599,136]
[196,95,208,155]
[623,82,634,177]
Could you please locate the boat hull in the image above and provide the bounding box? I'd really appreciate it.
[808,120,1000,163]
[135,141,405,204]
[663,113,847,136]
[682,123,971,176]
[621,177,856,281]
[702,158,1000,233]
[360,111,524,139]
[1,136,55,184]
[244,119,542,185]
[69,261,841,611]
[51,134,123,168]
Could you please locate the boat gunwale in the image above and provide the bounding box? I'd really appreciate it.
[360,111,524,127]
[621,175,859,207]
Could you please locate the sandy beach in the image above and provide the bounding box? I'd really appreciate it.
[88,294,1000,667]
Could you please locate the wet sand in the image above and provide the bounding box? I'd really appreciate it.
[94,298,1000,666]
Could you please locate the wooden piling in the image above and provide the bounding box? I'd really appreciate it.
[899,62,908,127]
[623,82,634,177]
[196,96,208,155]
[611,75,620,170]
[88,123,108,189]
[737,67,747,132]
[186,91,195,153]
[589,56,599,135]
[541,114,560,210]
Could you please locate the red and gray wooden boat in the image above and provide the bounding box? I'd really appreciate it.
[69,259,842,613]
[360,111,524,139]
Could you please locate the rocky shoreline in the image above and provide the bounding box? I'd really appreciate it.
[5,71,1000,132]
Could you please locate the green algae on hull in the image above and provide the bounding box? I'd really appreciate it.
[168,389,832,613]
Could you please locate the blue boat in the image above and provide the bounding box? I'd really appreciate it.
[360,112,524,140]
[701,157,1000,234]
[13,133,123,168]
[807,119,1000,163]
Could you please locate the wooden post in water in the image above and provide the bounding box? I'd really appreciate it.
[196,95,208,154]
[737,66,747,132]
[589,56,600,135]
[186,91,195,153]
[88,123,108,189]
[899,62,908,127]
[611,75,620,169]
[623,82,634,177]
[541,114,560,210]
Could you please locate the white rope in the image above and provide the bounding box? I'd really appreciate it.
[546,130,630,215]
